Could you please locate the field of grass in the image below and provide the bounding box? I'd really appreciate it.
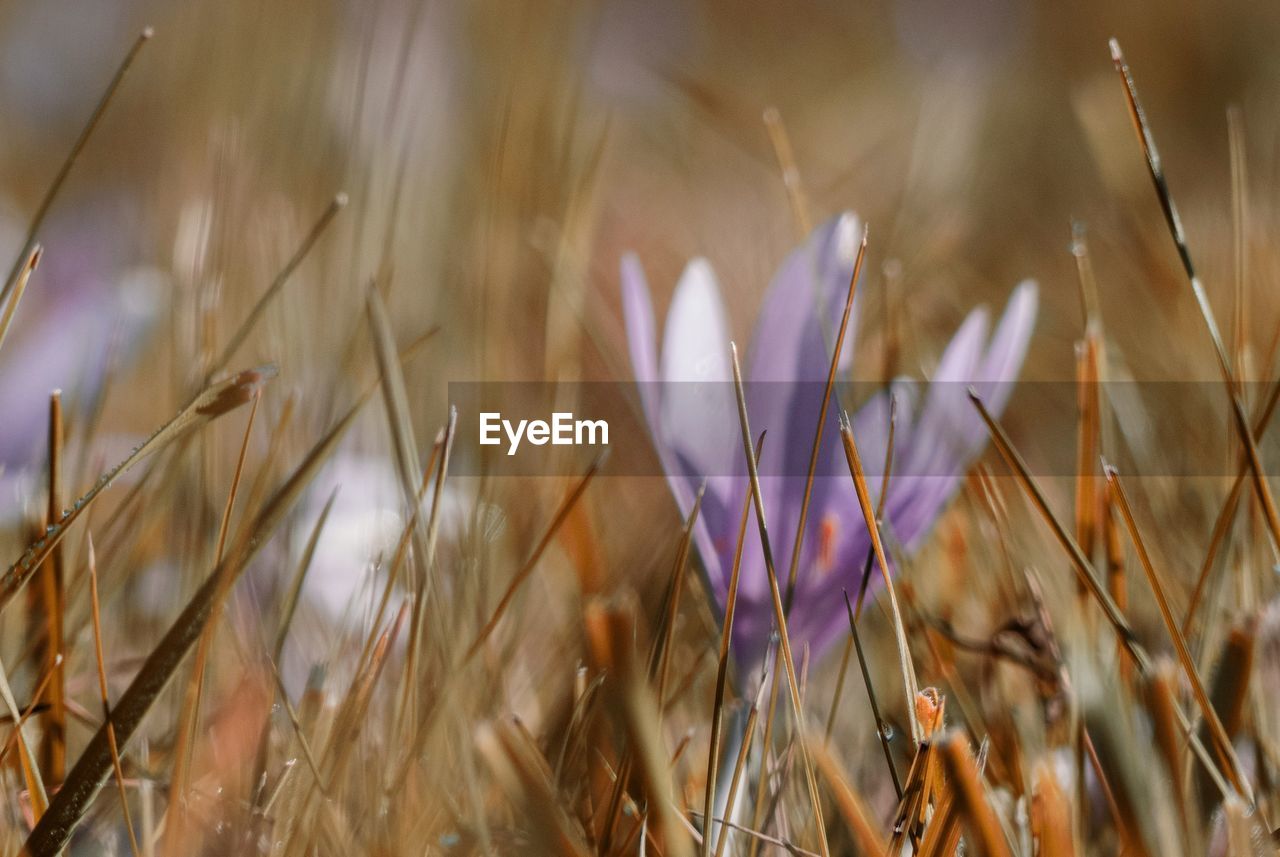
[0,1,1279,855]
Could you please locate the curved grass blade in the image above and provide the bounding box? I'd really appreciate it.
[0,246,40,357]
[729,342,830,857]
[204,194,346,381]
[23,393,365,856]
[1,28,151,302]
[1105,464,1254,805]
[0,364,277,616]
[1110,39,1280,551]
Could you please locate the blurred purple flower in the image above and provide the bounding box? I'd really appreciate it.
[0,212,161,473]
[621,212,1037,671]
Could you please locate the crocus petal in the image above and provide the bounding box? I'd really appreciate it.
[659,259,732,385]
[841,377,920,497]
[658,258,739,487]
[794,285,1037,662]
[969,279,1038,433]
[747,212,861,385]
[669,213,862,655]
[744,214,862,586]
[894,306,989,484]
[620,253,736,596]
[620,253,661,426]
[728,581,777,672]
[888,284,1037,550]
[784,377,915,654]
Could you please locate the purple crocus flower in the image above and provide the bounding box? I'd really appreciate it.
[621,212,1037,671]
[0,211,161,522]
[0,278,157,462]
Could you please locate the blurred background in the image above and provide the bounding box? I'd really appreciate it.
[4,0,1280,392]
[3,0,1279,561]
[1,0,1273,596]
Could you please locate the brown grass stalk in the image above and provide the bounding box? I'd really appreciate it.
[730,342,831,857]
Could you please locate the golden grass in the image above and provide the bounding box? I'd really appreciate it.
[1,10,1279,857]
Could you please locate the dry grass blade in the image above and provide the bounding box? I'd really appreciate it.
[712,701,758,857]
[0,666,55,764]
[1184,376,1280,634]
[319,605,407,791]
[1,27,150,300]
[419,405,456,586]
[938,731,1012,857]
[1074,333,1100,575]
[630,710,699,855]
[0,246,40,357]
[967,390,1137,653]
[702,431,763,857]
[1144,664,1192,833]
[356,427,446,792]
[652,482,705,706]
[1104,463,1253,804]
[86,536,141,857]
[164,391,261,853]
[356,459,433,679]
[825,393,898,743]
[1106,40,1193,288]
[1082,700,1170,857]
[1109,38,1280,550]
[0,364,276,616]
[1197,621,1257,818]
[689,811,821,857]
[729,341,831,857]
[37,390,66,785]
[272,487,338,663]
[1206,622,1255,741]
[783,222,867,609]
[916,794,959,857]
[23,392,365,856]
[891,733,939,853]
[397,407,456,735]
[970,392,1239,805]
[838,410,921,742]
[595,718,634,848]
[762,106,813,239]
[1103,480,1128,646]
[551,666,603,787]
[215,391,260,563]
[205,193,347,380]
[1030,763,1076,857]
[284,604,410,855]
[823,634,856,744]
[366,287,426,519]
[587,599,694,857]
[746,648,786,857]
[465,454,603,663]
[807,736,888,857]
[0,651,48,821]
[1228,105,1249,380]
[477,720,592,857]
[844,590,902,798]
[1071,221,1103,334]
[264,659,325,791]
[1223,795,1267,857]
[228,393,296,532]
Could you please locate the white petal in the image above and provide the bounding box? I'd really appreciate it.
[657,259,740,486]
[661,258,732,384]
